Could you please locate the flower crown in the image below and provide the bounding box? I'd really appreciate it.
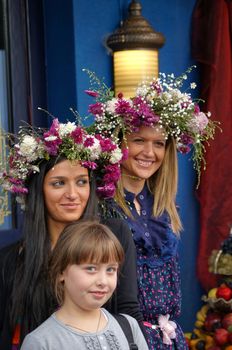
[84,67,219,185]
[0,118,124,207]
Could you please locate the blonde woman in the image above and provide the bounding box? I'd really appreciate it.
[86,67,217,349]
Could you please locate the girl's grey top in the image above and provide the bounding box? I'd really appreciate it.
[20,308,148,350]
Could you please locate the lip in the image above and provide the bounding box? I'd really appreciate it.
[60,203,81,209]
[89,291,108,299]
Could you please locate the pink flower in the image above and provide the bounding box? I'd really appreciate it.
[9,178,24,185]
[115,99,132,115]
[43,118,62,155]
[103,164,121,183]
[96,183,116,199]
[88,102,103,116]
[150,81,162,94]
[194,112,209,131]
[71,127,84,144]
[44,138,62,156]
[189,111,209,133]
[181,101,191,109]
[12,185,28,194]
[84,90,99,97]
[179,133,194,145]
[100,138,116,152]
[194,104,200,114]
[46,118,59,136]
[80,160,97,169]
[177,144,191,154]
[121,148,129,161]
[84,137,95,147]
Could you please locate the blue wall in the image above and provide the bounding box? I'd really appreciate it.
[43,0,204,331]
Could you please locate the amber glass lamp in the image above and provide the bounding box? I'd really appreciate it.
[106,0,165,97]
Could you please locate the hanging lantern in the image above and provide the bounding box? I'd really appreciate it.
[106,0,165,97]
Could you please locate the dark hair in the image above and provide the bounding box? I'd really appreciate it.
[10,157,99,344]
[50,220,124,305]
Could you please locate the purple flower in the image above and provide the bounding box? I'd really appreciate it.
[150,81,162,94]
[177,144,191,154]
[100,138,116,152]
[9,178,24,185]
[103,164,121,183]
[44,139,61,156]
[43,118,59,139]
[194,104,200,114]
[80,161,97,169]
[43,118,62,155]
[84,90,99,97]
[115,99,132,115]
[88,102,103,116]
[131,97,159,128]
[121,148,129,161]
[181,101,191,109]
[71,127,84,144]
[95,133,102,141]
[96,183,116,199]
[179,133,194,145]
[84,137,95,147]
[12,185,28,194]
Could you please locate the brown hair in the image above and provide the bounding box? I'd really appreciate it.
[115,136,182,234]
[50,220,125,305]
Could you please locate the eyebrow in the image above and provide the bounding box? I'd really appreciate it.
[48,174,89,179]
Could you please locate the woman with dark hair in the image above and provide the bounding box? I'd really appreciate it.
[0,119,143,349]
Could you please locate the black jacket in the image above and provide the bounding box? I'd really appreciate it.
[0,217,143,349]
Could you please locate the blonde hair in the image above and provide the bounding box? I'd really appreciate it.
[115,137,182,234]
[50,220,125,305]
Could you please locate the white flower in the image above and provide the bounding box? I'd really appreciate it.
[31,165,40,173]
[162,92,172,103]
[59,122,76,136]
[105,98,118,114]
[19,135,38,161]
[169,89,183,101]
[190,83,197,89]
[110,148,122,164]
[136,86,148,97]
[44,135,57,141]
[88,138,101,160]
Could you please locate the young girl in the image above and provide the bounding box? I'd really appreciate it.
[20,220,148,350]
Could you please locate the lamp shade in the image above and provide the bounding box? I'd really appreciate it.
[114,49,158,97]
[106,0,165,97]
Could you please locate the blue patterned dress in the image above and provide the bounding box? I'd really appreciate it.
[113,184,188,350]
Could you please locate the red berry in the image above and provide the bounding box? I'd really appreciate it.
[214,328,229,345]
[216,286,232,301]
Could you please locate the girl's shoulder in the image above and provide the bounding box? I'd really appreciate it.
[107,311,149,350]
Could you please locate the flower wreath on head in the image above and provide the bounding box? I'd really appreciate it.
[0,117,124,208]
[83,66,220,186]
